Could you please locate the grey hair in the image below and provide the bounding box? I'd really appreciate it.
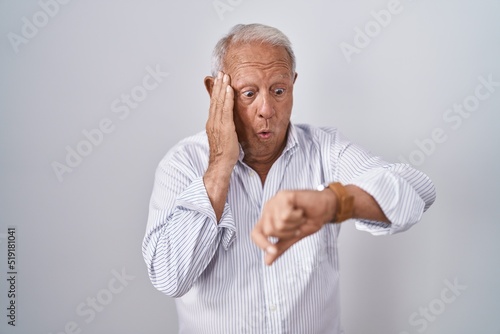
[210,23,296,77]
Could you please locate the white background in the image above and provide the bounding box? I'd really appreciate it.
[1,0,499,333]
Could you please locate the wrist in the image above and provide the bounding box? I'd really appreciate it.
[204,162,233,191]
[322,187,338,222]
[207,158,235,177]
[317,182,355,223]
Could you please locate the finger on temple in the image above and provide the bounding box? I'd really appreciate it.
[208,72,224,116]
[222,85,234,120]
[222,75,234,121]
[214,71,225,96]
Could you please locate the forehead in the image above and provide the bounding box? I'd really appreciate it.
[223,42,292,81]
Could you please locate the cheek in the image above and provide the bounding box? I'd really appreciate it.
[276,98,293,117]
[234,102,254,122]
[233,107,252,133]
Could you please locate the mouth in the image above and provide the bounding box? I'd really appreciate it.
[257,130,273,139]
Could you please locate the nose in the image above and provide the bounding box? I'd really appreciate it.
[258,93,275,119]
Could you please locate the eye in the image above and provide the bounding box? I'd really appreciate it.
[274,88,285,96]
[242,91,255,98]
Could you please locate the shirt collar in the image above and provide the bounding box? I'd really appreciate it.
[284,122,299,155]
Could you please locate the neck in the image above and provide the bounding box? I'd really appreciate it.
[243,143,286,186]
[245,160,273,185]
[241,127,290,185]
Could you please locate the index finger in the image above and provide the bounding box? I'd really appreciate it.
[251,224,278,255]
[208,72,224,118]
[221,74,234,122]
[266,237,300,265]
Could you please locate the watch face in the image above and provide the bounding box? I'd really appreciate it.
[317,184,328,191]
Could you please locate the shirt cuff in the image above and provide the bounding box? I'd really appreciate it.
[175,177,236,250]
[349,168,426,235]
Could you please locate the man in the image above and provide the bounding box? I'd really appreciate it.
[142,23,435,334]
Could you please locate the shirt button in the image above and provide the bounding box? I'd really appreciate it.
[269,304,277,311]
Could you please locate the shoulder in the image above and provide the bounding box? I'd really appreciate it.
[292,123,345,146]
[292,123,355,165]
[158,130,209,171]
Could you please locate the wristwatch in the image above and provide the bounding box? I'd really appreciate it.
[317,182,354,222]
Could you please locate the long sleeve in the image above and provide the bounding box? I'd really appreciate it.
[142,136,236,297]
[331,132,436,235]
[142,124,433,333]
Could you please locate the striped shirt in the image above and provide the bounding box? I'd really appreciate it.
[142,123,436,334]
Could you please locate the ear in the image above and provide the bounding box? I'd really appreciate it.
[293,72,298,84]
[204,76,215,96]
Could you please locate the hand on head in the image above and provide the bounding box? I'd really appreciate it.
[205,71,239,169]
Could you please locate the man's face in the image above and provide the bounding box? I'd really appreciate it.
[224,42,296,164]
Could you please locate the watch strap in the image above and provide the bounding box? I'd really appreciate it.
[327,182,354,222]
